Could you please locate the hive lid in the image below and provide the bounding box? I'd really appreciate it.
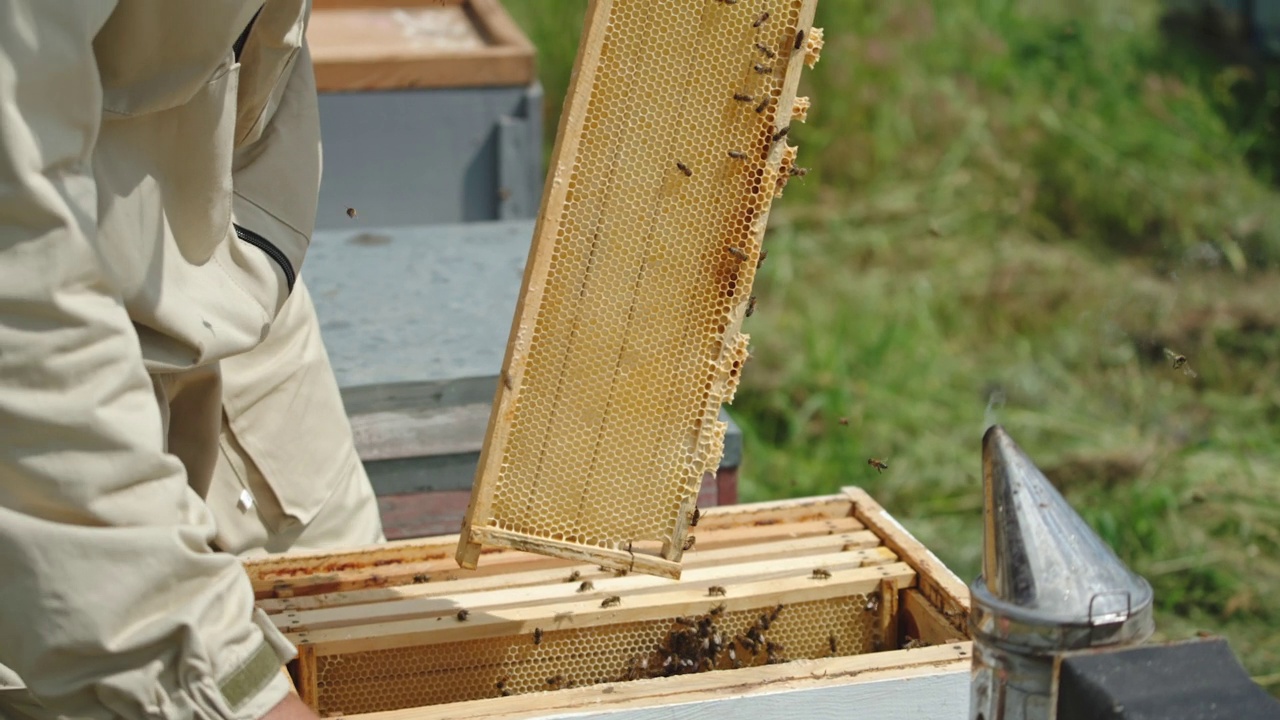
[969,425,1154,652]
[307,0,535,92]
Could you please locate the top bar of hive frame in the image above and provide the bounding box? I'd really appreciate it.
[457,0,823,579]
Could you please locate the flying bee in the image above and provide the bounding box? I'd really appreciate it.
[456,609,470,621]
[788,166,809,177]
[868,458,889,473]
[1163,348,1198,378]
[812,568,832,580]
[577,580,594,593]
[795,29,805,50]
[865,593,880,613]
[829,633,838,654]
[838,417,849,426]
[745,296,757,317]
[754,42,776,58]
[755,97,769,114]
[533,627,543,645]
[566,570,581,583]
[707,585,727,597]
[733,93,754,103]
[756,249,768,268]
[753,63,773,74]
[602,595,622,608]
[727,246,748,261]
[346,207,357,219]
[772,126,790,143]
[728,150,747,159]
[753,12,769,27]
[690,507,701,527]
[683,535,697,551]
[676,160,692,177]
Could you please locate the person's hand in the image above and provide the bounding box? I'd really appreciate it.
[260,693,321,720]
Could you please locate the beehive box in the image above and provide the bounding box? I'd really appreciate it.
[456,0,827,580]
[245,488,972,718]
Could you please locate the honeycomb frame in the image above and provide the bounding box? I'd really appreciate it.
[456,0,824,578]
[291,564,915,716]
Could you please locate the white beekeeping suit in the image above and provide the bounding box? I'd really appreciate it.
[0,1,383,717]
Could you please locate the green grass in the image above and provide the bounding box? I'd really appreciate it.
[501,0,1280,688]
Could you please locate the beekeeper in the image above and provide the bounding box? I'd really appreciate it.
[0,2,382,718]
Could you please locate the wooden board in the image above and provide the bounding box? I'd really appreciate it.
[307,0,535,91]
[456,0,823,578]
[843,486,971,634]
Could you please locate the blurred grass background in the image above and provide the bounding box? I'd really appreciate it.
[501,0,1280,688]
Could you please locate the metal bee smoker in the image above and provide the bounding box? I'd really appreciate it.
[969,426,1154,720]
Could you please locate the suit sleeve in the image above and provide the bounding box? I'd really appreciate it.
[0,3,294,719]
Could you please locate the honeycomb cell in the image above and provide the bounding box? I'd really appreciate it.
[468,0,822,572]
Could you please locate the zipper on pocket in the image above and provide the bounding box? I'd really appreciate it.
[234,223,296,292]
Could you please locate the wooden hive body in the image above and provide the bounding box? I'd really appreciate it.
[245,489,972,718]
[455,0,825,578]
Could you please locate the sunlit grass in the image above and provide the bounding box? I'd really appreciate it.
[502,0,1280,687]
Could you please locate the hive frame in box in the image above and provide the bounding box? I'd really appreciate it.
[456,0,825,580]
[245,489,972,717]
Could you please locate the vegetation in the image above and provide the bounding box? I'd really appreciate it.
[502,0,1280,688]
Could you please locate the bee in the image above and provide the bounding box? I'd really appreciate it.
[728,150,747,159]
[683,535,696,551]
[676,160,692,177]
[758,612,773,631]
[811,568,832,580]
[754,42,776,58]
[495,675,510,693]
[412,573,429,584]
[795,29,805,50]
[733,93,754,103]
[753,12,769,27]
[765,641,785,664]
[838,417,849,426]
[707,585,727,597]
[788,166,809,177]
[533,627,543,645]
[727,246,748,261]
[868,458,889,473]
[690,507,701,526]
[345,207,357,219]
[745,296,757,317]
[772,126,790,143]
[674,616,696,627]
[577,580,594,593]
[708,603,726,617]
[601,595,622,608]
[1163,348,1198,378]
[753,63,773,74]
[903,637,930,650]
[613,568,629,577]
[756,249,768,268]
[768,603,783,622]
[865,593,880,613]
[755,97,769,114]
[546,675,564,689]
[566,570,581,583]
[456,609,470,621]
[829,633,838,654]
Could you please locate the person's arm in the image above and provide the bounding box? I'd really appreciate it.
[0,3,307,718]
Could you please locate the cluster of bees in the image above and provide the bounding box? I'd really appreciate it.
[619,600,789,682]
